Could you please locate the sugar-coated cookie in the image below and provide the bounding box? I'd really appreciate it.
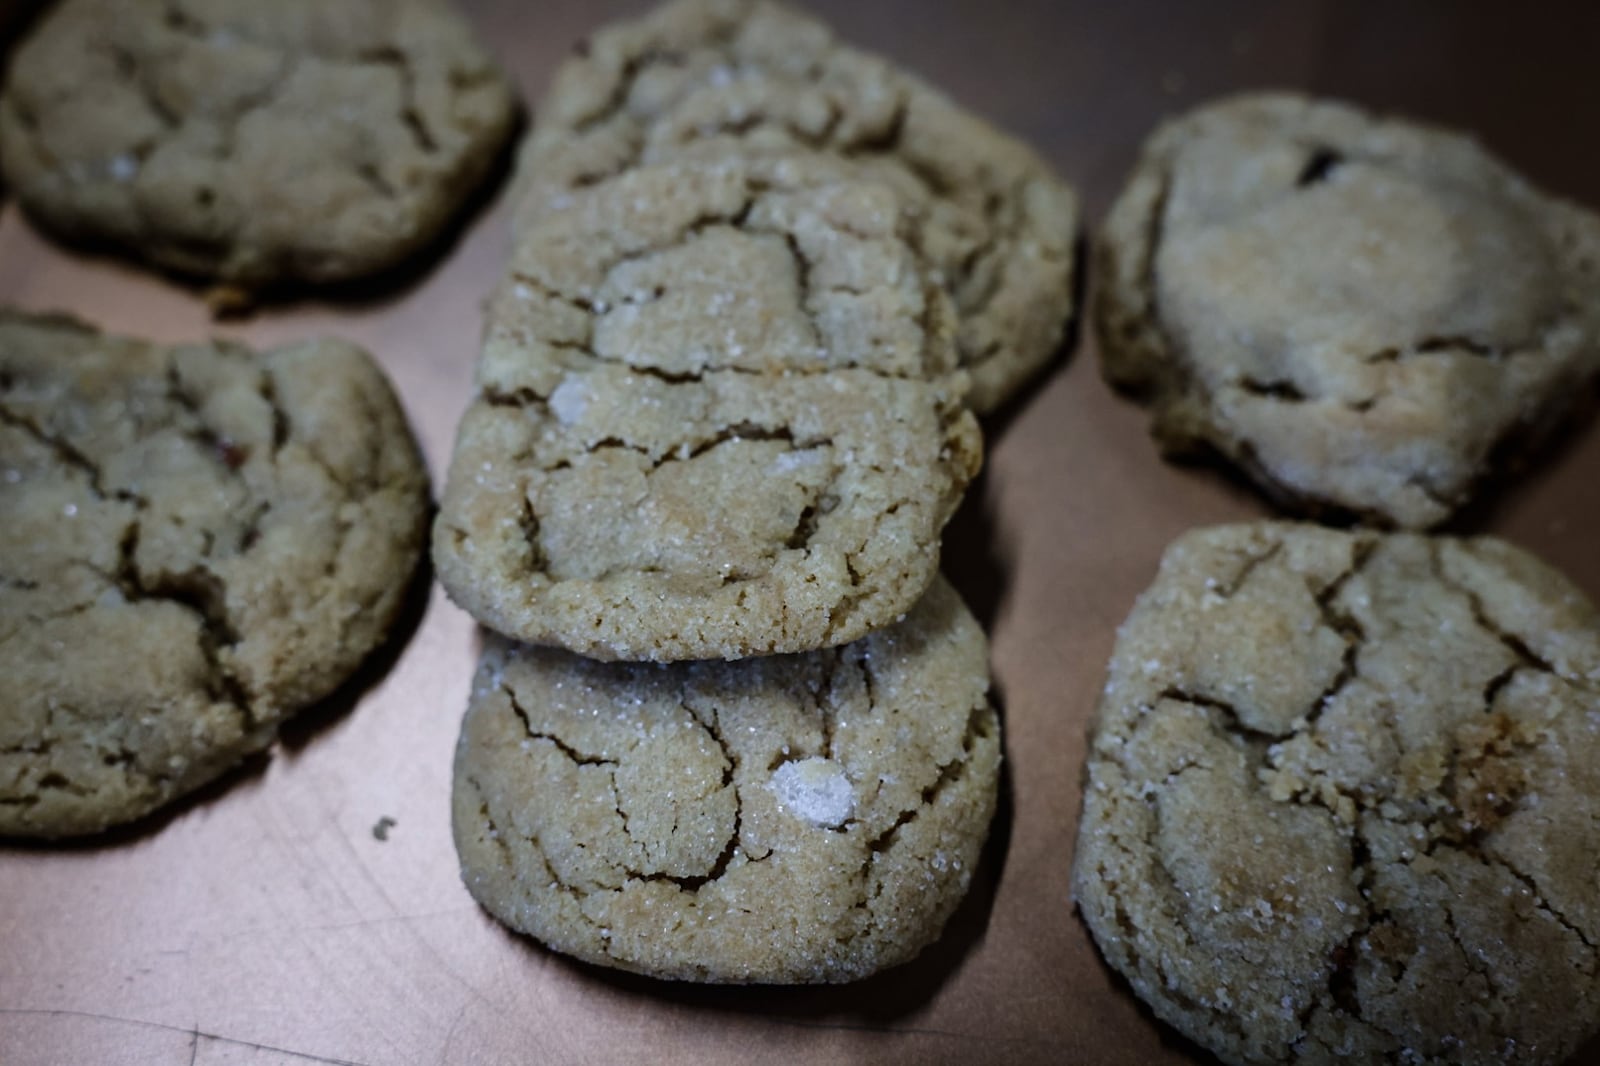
[0,0,517,290]
[435,155,981,662]
[454,576,1000,983]
[1074,522,1600,1064]
[515,0,1078,413]
[0,312,429,836]
[1098,93,1600,528]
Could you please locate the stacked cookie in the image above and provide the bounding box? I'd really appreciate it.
[434,0,1079,982]
[1075,95,1600,1065]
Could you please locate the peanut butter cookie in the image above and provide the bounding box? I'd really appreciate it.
[434,156,981,662]
[1073,522,1600,1064]
[454,576,1000,983]
[0,0,517,291]
[1099,94,1600,527]
[0,313,429,837]
[514,0,1079,413]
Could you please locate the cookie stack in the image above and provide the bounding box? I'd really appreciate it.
[433,0,1079,982]
[1074,95,1600,1065]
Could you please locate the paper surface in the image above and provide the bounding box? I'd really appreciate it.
[3,1,1599,1064]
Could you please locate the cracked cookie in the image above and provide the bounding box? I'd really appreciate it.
[512,0,1079,414]
[0,312,430,837]
[1072,522,1600,1065]
[434,155,982,662]
[0,0,517,291]
[1098,93,1600,528]
[453,575,1000,983]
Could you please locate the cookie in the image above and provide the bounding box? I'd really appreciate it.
[1072,522,1600,1064]
[434,155,982,662]
[512,0,1079,414]
[1098,93,1600,528]
[453,575,1000,983]
[0,0,517,290]
[0,313,429,837]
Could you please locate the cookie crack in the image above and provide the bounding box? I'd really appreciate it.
[507,271,919,383]
[628,702,742,892]
[1160,689,1290,744]
[676,94,845,154]
[1480,850,1600,957]
[1237,377,1307,403]
[1296,146,1344,188]
[863,703,987,857]
[1140,794,1258,1047]
[358,47,439,155]
[164,361,256,473]
[470,782,586,910]
[506,692,615,767]
[567,5,746,138]
[780,231,823,348]
[1303,540,1377,727]
[1425,543,1560,679]
[515,187,943,380]
[126,559,257,734]
[571,48,686,138]
[0,402,144,508]
[1434,877,1510,1019]
[1214,540,1283,599]
[947,176,1033,322]
[107,39,178,131]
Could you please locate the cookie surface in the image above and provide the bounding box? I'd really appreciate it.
[454,575,1000,984]
[0,313,429,837]
[0,0,517,288]
[434,156,981,662]
[514,0,1078,413]
[1098,93,1600,528]
[1072,522,1600,1064]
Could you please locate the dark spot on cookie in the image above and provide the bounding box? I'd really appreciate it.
[215,438,249,470]
[164,6,204,33]
[1240,377,1306,402]
[1328,938,1362,1017]
[1297,147,1344,188]
[1415,335,1495,357]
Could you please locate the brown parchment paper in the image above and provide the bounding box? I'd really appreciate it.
[3,2,1600,1064]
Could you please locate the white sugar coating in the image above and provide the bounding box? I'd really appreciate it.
[768,448,824,474]
[769,757,855,828]
[548,377,590,425]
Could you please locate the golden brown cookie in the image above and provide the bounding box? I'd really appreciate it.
[453,576,1001,983]
[514,0,1079,413]
[0,312,429,837]
[1098,93,1600,528]
[1073,522,1600,1064]
[0,0,517,290]
[434,155,981,662]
